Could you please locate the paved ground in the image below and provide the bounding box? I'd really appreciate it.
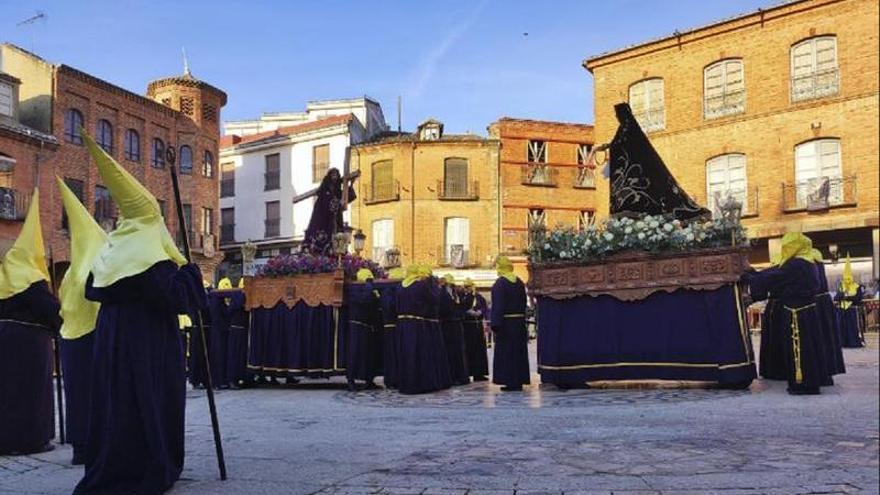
[2,335,877,495]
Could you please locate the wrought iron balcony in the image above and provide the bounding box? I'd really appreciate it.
[521,164,558,187]
[782,175,857,213]
[438,180,479,200]
[704,90,745,120]
[220,224,235,244]
[0,187,31,221]
[709,187,759,219]
[437,245,482,268]
[264,218,280,238]
[220,178,235,198]
[791,68,840,103]
[363,180,401,205]
[573,166,597,189]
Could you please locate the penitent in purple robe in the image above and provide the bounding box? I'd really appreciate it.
[813,262,845,376]
[438,287,469,385]
[460,292,489,379]
[74,261,206,495]
[394,279,452,394]
[0,281,60,455]
[490,277,530,388]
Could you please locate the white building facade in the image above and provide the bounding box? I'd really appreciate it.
[218,97,387,276]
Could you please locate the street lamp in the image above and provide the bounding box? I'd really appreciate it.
[353,229,366,257]
[384,247,401,268]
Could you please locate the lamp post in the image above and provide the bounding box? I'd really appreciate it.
[353,228,366,257]
[384,247,401,268]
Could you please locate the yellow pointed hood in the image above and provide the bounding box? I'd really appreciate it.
[237,277,245,289]
[57,177,108,339]
[495,255,517,283]
[0,189,50,299]
[217,277,233,290]
[841,254,858,296]
[83,130,186,288]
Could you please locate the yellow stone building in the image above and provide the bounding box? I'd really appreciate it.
[584,0,879,278]
[350,119,501,284]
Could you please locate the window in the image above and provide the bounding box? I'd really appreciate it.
[371,218,394,264]
[371,160,394,201]
[527,209,546,247]
[61,178,84,229]
[201,207,214,235]
[628,78,665,132]
[791,36,839,102]
[706,154,747,216]
[179,145,193,174]
[96,119,113,153]
[264,153,280,190]
[124,129,140,162]
[182,204,193,232]
[527,140,547,163]
[0,153,13,188]
[312,144,330,182]
[704,59,745,119]
[64,109,84,145]
[180,97,195,116]
[265,201,280,238]
[795,139,842,206]
[151,138,166,168]
[221,162,235,197]
[575,143,595,188]
[444,217,470,267]
[202,103,217,122]
[443,158,469,198]
[578,210,595,231]
[576,144,592,165]
[221,208,235,243]
[203,150,214,177]
[94,185,117,231]
[158,199,167,219]
[0,82,12,117]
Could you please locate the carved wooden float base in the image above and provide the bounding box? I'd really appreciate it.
[243,270,345,310]
[528,246,750,302]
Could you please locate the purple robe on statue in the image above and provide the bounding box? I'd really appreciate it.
[302,170,356,256]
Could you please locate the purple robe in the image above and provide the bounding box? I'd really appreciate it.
[490,277,530,387]
[394,279,452,394]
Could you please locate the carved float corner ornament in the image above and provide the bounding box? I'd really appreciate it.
[527,246,750,302]
[243,270,345,310]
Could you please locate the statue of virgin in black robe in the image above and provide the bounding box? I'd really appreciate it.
[608,103,709,221]
[302,169,357,255]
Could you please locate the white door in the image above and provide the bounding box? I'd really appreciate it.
[445,217,470,265]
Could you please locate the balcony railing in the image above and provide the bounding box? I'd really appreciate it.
[791,68,840,103]
[521,164,558,187]
[709,186,759,219]
[363,180,401,205]
[704,90,745,120]
[176,230,197,251]
[573,166,596,189]
[264,218,280,238]
[782,175,857,213]
[633,108,665,133]
[220,178,235,198]
[437,245,482,268]
[264,173,280,191]
[438,180,479,200]
[220,224,235,244]
[0,187,31,221]
[502,230,529,255]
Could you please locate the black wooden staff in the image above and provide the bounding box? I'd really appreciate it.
[168,152,227,480]
[49,251,65,445]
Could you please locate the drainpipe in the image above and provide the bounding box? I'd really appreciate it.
[410,140,416,265]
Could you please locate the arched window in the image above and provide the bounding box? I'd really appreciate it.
[203,150,214,177]
[371,160,394,201]
[96,119,113,153]
[64,108,84,145]
[706,154,747,216]
[151,138,165,168]
[791,36,838,102]
[124,129,140,162]
[443,157,469,198]
[795,138,842,206]
[704,59,745,119]
[628,78,665,132]
[179,145,193,174]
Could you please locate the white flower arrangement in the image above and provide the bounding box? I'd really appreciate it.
[529,213,747,264]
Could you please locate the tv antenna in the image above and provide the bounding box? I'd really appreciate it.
[16,11,47,52]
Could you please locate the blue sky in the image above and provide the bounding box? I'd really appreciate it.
[2,0,772,134]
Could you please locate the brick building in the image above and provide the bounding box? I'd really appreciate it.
[487,118,596,279]
[584,0,879,281]
[350,119,501,285]
[0,70,58,252]
[0,43,227,281]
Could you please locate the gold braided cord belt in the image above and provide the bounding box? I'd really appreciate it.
[784,303,816,384]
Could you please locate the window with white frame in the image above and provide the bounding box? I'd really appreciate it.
[527,140,547,163]
[706,154,747,216]
[0,82,13,117]
[795,139,842,206]
[704,59,745,119]
[371,218,394,264]
[578,210,595,231]
[444,217,470,266]
[629,78,665,132]
[575,143,595,188]
[527,209,546,247]
[791,36,839,102]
